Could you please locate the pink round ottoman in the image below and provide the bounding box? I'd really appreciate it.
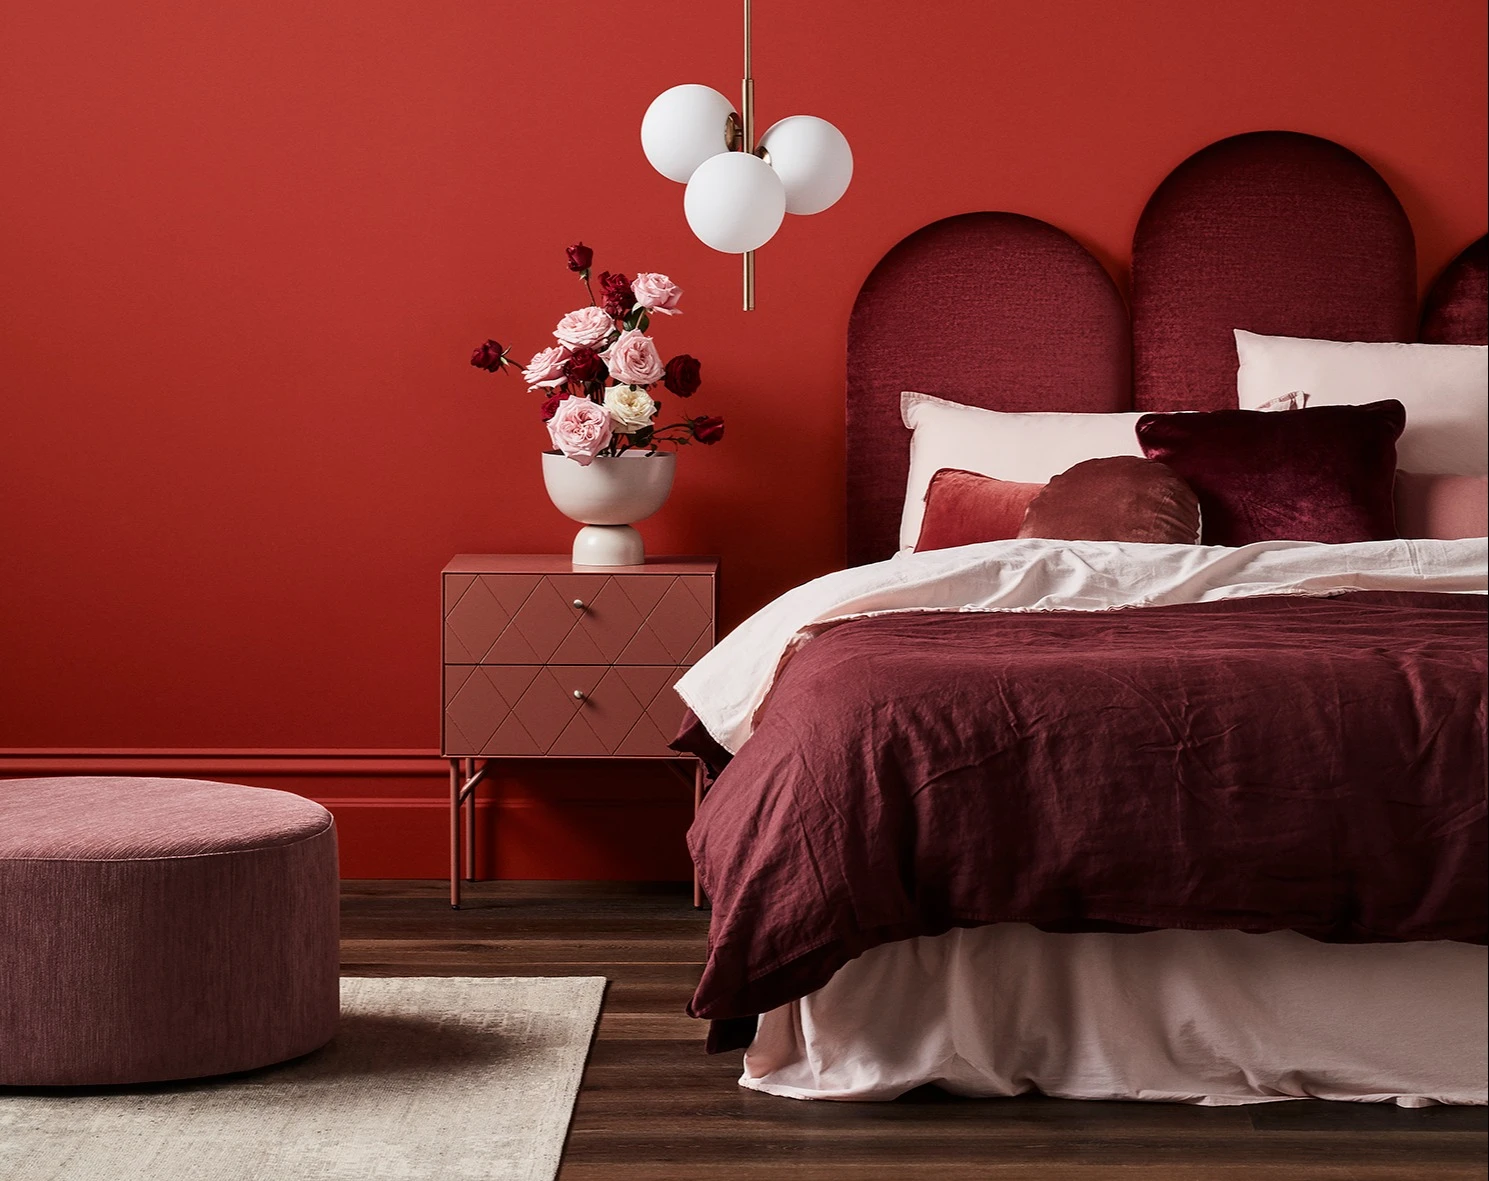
[0,776,340,1085]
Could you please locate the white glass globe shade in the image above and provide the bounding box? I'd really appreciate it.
[683,152,786,253]
[640,85,736,183]
[757,115,853,215]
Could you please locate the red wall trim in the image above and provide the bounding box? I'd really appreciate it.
[0,748,442,776]
[0,748,695,881]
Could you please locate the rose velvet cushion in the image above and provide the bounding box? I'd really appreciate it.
[913,468,1044,552]
[898,392,1146,552]
[0,776,340,1085]
[1395,472,1489,539]
[1136,400,1404,546]
[1018,456,1201,544]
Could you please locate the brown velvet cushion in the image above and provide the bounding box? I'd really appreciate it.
[1136,400,1405,546]
[1018,456,1201,544]
[914,468,1044,552]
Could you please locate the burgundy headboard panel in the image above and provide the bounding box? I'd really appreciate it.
[1421,236,1489,344]
[845,212,1130,566]
[1131,131,1416,411]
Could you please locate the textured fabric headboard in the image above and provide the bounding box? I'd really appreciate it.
[845,131,1486,566]
[1131,132,1416,411]
[1422,236,1489,344]
[845,213,1130,567]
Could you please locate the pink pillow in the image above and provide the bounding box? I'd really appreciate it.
[914,468,1044,553]
[1394,472,1488,539]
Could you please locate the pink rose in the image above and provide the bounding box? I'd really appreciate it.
[602,329,665,386]
[631,272,683,315]
[522,345,570,390]
[554,305,615,350]
[547,395,612,465]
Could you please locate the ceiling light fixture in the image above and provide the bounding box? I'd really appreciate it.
[640,0,853,310]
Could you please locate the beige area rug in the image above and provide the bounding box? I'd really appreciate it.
[1,976,606,1181]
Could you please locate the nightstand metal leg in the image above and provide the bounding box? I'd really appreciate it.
[449,759,462,909]
[693,758,706,909]
[463,758,477,882]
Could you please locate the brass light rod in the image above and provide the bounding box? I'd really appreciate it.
[742,0,755,311]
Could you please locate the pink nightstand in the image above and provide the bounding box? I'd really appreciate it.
[441,555,717,908]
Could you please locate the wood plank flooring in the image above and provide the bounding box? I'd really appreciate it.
[340,881,1487,1181]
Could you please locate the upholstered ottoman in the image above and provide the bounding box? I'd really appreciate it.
[0,776,340,1085]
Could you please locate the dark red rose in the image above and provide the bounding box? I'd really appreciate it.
[470,339,510,372]
[599,271,636,318]
[692,415,724,445]
[663,354,701,397]
[566,242,593,273]
[539,392,569,421]
[567,346,607,384]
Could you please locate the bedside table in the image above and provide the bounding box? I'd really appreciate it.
[441,555,717,908]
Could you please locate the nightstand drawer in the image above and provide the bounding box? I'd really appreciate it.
[443,663,691,757]
[443,573,713,665]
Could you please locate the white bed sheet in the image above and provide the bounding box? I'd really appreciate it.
[742,925,1488,1106]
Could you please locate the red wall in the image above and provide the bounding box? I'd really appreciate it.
[3,1,1485,878]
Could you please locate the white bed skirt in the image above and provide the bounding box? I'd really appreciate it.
[741,925,1488,1105]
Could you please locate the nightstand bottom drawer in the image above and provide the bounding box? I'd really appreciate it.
[444,664,690,757]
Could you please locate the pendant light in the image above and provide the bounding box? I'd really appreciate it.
[640,0,853,310]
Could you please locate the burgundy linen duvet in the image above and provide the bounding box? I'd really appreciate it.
[679,591,1488,1041]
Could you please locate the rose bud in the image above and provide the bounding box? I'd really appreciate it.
[692,415,725,445]
[539,392,569,421]
[566,242,593,274]
[599,271,636,318]
[663,354,701,397]
[567,346,607,384]
[470,339,510,372]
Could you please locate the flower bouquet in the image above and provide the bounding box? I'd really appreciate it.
[470,244,723,565]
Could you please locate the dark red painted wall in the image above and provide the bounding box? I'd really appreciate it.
[3,1,1485,877]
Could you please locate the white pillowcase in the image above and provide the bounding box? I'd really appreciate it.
[898,392,1145,551]
[1234,330,1488,475]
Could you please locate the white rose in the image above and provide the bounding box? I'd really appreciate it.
[603,384,659,434]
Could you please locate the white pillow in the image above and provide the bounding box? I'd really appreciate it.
[1234,330,1488,475]
[898,392,1145,551]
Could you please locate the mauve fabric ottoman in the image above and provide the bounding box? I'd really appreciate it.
[0,776,340,1085]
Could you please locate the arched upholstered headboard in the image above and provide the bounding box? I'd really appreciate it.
[1422,236,1489,344]
[846,131,1485,566]
[846,213,1130,566]
[1130,132,1417,411]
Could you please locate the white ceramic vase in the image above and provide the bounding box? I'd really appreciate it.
[541,451,676,566]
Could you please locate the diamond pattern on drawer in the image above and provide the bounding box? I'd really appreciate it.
[444,574,539,663]
[445,574,712,666]
[443,664,541,754]
[443,663,692,757]
[616,577,712,664]
[612,666,691,756]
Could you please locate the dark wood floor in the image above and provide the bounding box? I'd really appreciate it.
[341,882,1487,1181]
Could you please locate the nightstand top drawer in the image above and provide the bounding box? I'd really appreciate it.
[444,554,717,576]
[444,569,714,666]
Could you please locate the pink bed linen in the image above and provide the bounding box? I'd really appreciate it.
[742,924,1487,1105]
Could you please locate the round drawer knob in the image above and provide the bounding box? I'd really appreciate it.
[572,599,586,610]
[572,689,586,702]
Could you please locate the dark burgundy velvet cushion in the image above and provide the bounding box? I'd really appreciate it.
[1421,236,1489,345]
[847,212,1131,565]
[1136,401,1405,546]
[1018,456,1200,544]
[914,468,1044,552]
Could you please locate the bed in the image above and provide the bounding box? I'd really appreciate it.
[674,131,1489,1105]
